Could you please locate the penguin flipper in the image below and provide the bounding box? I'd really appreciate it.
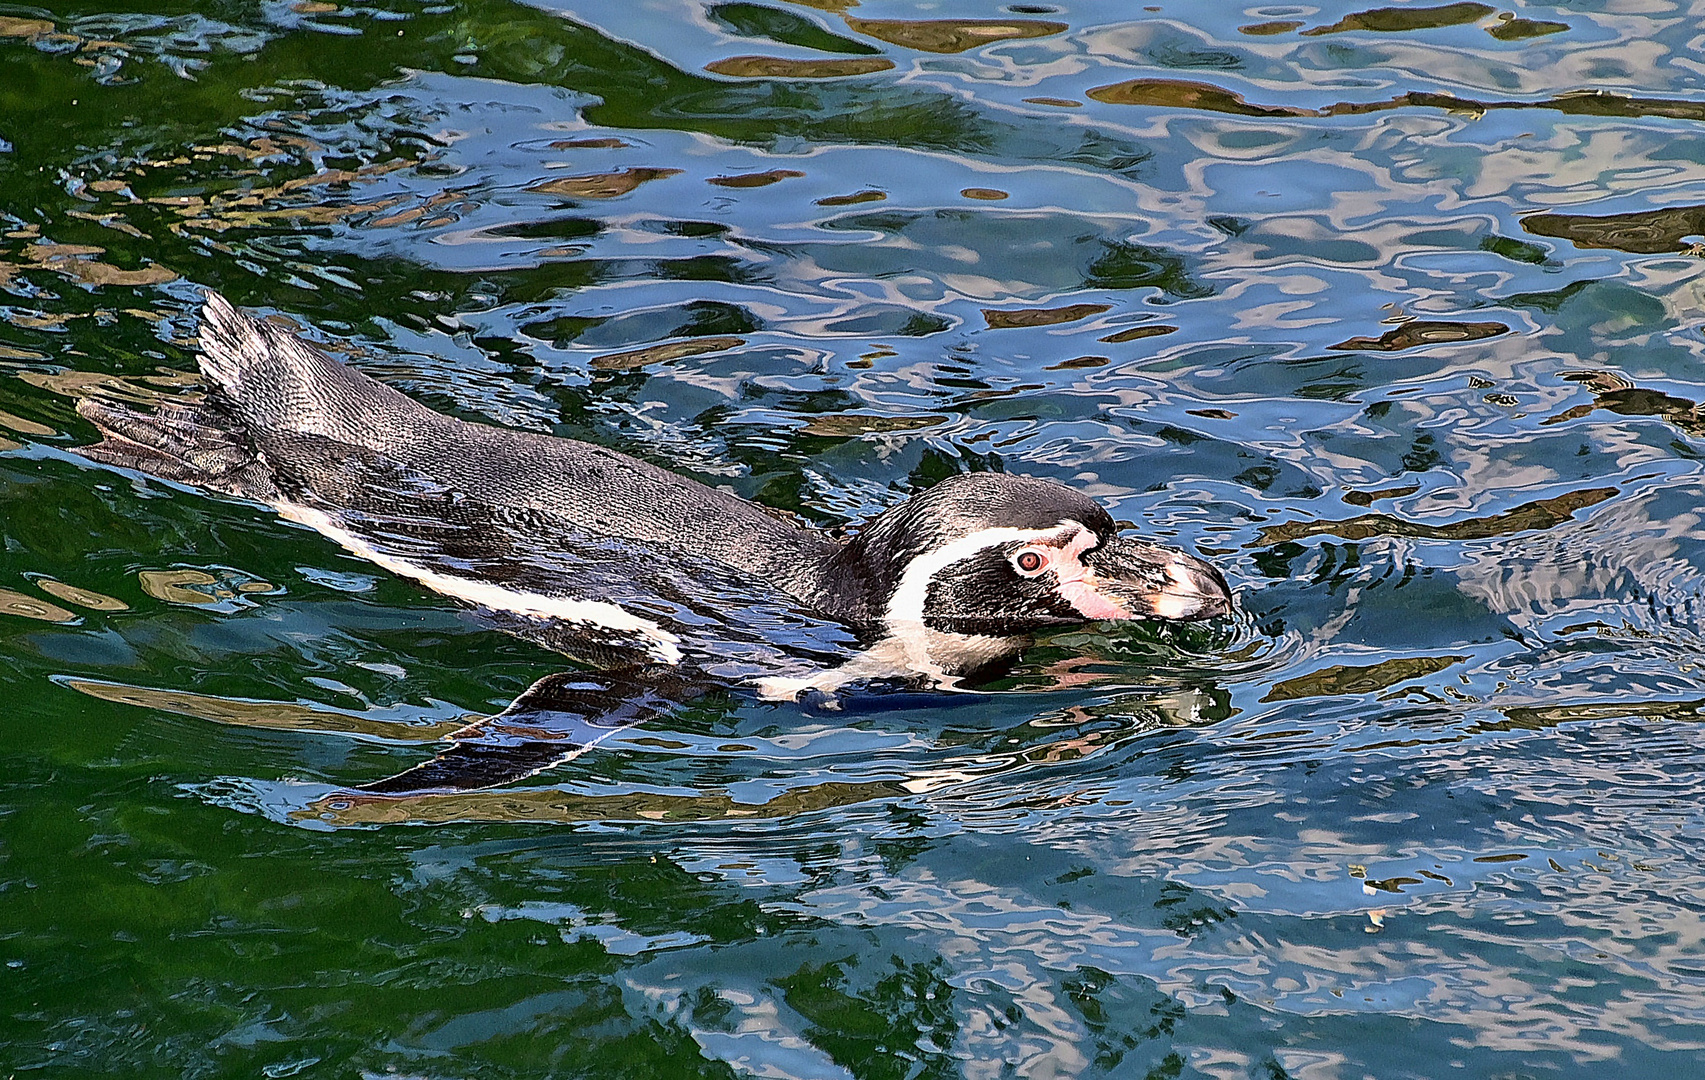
[352,666,710,795]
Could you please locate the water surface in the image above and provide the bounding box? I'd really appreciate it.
[5,1,1705,1076]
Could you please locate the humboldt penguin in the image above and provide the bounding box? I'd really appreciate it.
[76,292,1232,793]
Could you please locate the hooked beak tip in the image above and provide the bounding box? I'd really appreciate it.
[1083,541,1234,623]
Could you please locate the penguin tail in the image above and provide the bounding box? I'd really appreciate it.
[76,396,280,502]
[197,290,397,443]
[80,290,421,498]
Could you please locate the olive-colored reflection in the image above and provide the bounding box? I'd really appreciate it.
[1255,487,1617,545]
[138,568,273,605]
[34,579,127,611]
[132,156,431,235]
[1329,320,1507,352]
[1363,875,1424,893]
[1301,2,1493,36]
[1545,371,1705,437]
[1024,686,1234,735]
[294,778,910,826]
[983,303,1110,329]
[816,189,885,206]
[17,368,196,411]
[704,56,894,78]
[0,588,77,623]
[1487,16,1568,40]
[1239,21,1302,35]
[528,168,683,199]
[707,169,805,188]
[0,408,56,437]
[1084,78,1705,129]
[1479,234,1551,265]
[0,15,52,36]
[1023,97,1082,108]
[1480,698,1705,732]
[797,413,946,437]
[138,569,223,605]
[1086,79,1313,118]
[589,336,745,372]
[1523,204,1705,255]
[1342,483,1419,507]
[1099,324,1177,344]
[841,18,1066,54]
[960,188,1008,201]
[550,137,630,149]
[1,241,175,290]
[1324,89,1705,123]
[1262,654,1466,702]
[64,678,474,740]
[1045,356,1107,371]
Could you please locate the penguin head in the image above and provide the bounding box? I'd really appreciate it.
[831,473,1231,636]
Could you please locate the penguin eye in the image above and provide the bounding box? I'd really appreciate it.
[1013,549,1047,575]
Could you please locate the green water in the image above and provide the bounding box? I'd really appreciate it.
[6,1,1705,1075]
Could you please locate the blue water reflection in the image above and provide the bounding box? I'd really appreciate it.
[7,0,1705,1074]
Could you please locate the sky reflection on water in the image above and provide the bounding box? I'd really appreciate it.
[6,0,1705,1076]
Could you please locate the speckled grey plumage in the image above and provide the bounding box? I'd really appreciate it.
[196,292,843,600]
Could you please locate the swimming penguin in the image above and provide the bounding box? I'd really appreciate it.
[76,292,1232,793]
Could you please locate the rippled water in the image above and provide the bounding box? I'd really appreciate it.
[6,1,1705,1075]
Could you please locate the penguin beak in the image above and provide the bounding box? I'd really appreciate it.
[1078,537,1232,622]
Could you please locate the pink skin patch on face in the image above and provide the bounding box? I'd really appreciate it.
[1033,525,1134,621]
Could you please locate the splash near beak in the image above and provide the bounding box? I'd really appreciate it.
[1077,536,1233,622]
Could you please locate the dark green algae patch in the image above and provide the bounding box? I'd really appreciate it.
[0,1,1048,165]
[708,2,881,55]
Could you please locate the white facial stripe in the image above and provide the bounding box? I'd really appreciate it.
[276,504,683,665]
[882,521,1084,627]
[1060,523,1097,555]
[1049,521,1099,583]
[1048,520,1142,618]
